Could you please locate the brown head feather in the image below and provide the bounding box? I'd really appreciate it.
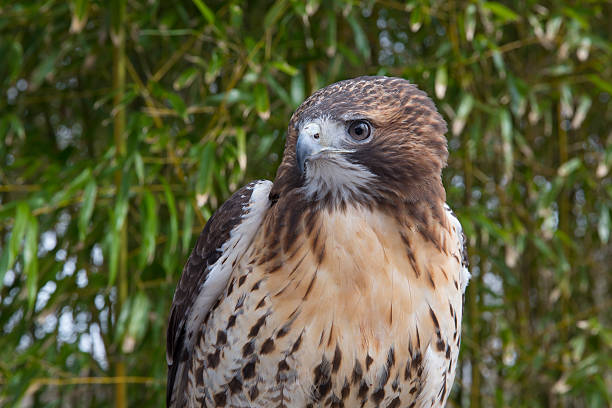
[269,76,448,209]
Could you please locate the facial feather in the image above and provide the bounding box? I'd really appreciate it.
[270,76,448,210]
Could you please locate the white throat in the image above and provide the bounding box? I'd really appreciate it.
[301,155,376,202]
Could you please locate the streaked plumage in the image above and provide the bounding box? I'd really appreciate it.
[167,76,470,408]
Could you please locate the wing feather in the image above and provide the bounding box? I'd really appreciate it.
[166,180,272,407]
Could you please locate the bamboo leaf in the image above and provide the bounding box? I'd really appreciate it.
[409,6,423,32]
[162,180,179,253]
[290,72,305,108]
[30,51,60,89]
[182,201,195,253]
[452,93,474,136]
[1,41,23,85]
[598,206,610,244]
[571,95,592,129]
[264,0,289,29]
[134,152,145,185]
[482,2,520,23]
[114,295,132,343]
[113,174,130,232]
[192,0,216,25]
[270,61,299,76]
[173,67,199,91]
[587,74,612,94]
[140,190,158,267]
[235,127,247,172]
[108,228,120,287]
[558,158,581,177]
[264,73,292,106]
[70,0,89,33]
[346,13,371,59]
[326,10,337,55]
[435,65,448,99]
[8,203,30,274]
[254,83,270,120]
[499,110,514,182]
[196,142,216,196]
[24,214,38,311]
[78,179,97,242]
[465,4,477,41]
[122,291,151,353]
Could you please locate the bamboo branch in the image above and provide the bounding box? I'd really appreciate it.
[24,376,161,397]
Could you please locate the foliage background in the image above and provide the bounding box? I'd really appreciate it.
[1,0,611,406]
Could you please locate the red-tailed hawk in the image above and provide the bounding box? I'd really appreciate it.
[167,76,470,407]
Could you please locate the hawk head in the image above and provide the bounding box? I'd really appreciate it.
[270,76,448,209]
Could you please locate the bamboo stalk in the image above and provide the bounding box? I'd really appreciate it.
[111,0,128,407]
[557,90,570,408]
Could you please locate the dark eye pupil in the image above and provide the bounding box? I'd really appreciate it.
[349,120,370,141]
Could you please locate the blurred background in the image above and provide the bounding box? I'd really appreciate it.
[1,0,611,407]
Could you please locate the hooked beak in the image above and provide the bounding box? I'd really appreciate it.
[296,122,353,175]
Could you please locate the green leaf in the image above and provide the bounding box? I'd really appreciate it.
[452,93,474,135]
[113,194,129,233]
[173,67,199,91]
[0,249,10,288]
[465,4,477,41]
[598,206,610,244]
[50,167,92,207]
[24,214,38,311]
[499,110,514,181]
[78,180,97,242]
[264,0,289,29]
[571,95,592,129]
[270,61,299,76]
[482,2,520,23]
[70,0,89,33]
[108,228,120,287]
[588,74,612,94]
[114,295,132,343]
[264,73,292,106]
[558,158,581,177]
[122,291,151,353]
[326,10,337,55]
[165,92,188,120]
[162,180,179,253]
[346,13,371,59]
[1,41,23,86]
[113,172,130,232]
[434,65,448,99]
[254,83,270,120]
[134,152,145,185]
[196,142,216,196]
[8,203,30,273]
[532,236,555,261]
[140,190,158,267]
[182,201,195,253]
[205,51,222,84]
[30,51,60,89]
[151,83,188,120]
[409,6,423,32]
[290,73,305,108]
[192,0,216,25]
[235,127,247,172]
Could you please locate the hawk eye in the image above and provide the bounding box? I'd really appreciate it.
[348,120,371,141]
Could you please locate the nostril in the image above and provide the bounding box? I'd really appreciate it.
[313,133,320,139]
